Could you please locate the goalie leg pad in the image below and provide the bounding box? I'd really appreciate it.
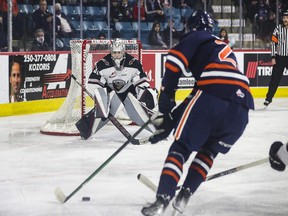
[76,91,126,139]
[93,91,124,133]
[78,91,125,139]
[94,87,110,118]
[88,91,124,135]
[123,92,156,133]
[109,91,124,116]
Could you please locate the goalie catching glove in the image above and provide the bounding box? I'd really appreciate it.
[137,86,158,111]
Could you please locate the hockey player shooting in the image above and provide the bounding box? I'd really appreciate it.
[141,10,254,216]
[76,39,158,140]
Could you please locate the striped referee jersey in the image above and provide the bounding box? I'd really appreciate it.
[271,24,288,57]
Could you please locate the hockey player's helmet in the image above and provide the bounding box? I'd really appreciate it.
[187,10,214,32]
[111,39,125,69]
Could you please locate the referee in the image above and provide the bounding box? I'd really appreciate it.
[264,9,288,107]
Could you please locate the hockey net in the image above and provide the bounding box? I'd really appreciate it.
[40,39,142,136]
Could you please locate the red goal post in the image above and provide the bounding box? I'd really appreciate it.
[40,39,142,136]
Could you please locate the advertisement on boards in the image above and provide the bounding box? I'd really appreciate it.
[0,55,9,103]
[4,53,72,104]
[244,53,288,86]
[142,53,156,88]
[2,50,288,105]
[159,53,195,89]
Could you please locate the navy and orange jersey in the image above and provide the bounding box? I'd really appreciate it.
[162,30,255,110]
[271,24,288,57]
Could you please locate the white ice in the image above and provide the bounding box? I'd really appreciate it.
[0,98,288,216]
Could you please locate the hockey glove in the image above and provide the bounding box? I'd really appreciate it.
[269,141,286,171]
[149,113,176,144]
[138,87,158,110]
[158,90,176,115]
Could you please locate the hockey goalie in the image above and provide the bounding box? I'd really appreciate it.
[76,39,158,140]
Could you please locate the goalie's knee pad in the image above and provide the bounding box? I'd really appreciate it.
[138,87,158,110]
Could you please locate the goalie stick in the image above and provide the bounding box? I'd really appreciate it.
[137,157,269,193]
[55,112,159,204]
[71,74,149,145]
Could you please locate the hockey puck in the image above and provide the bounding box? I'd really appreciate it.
[82,197,90,201]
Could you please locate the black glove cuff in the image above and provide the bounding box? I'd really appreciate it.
[158,90,176,115]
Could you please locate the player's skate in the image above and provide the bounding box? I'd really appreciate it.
[263,99,271,109]
[141,194,170,216]
[171,187,192,215]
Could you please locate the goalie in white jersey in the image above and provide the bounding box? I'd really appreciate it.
[76,39,158,139]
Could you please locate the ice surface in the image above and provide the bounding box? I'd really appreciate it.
[0,98,287,216]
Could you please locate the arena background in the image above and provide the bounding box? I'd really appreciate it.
[1,49,287,116]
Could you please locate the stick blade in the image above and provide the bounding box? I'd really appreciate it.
[55,186,67,204]
[137,137,150,145]
[137,174,157,193]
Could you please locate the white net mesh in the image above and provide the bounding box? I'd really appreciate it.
[40,39,142,135]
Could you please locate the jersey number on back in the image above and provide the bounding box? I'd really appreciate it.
[215,40,237,68]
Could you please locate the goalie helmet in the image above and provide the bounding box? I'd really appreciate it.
[111,39,126,69]
[187,10,214,32]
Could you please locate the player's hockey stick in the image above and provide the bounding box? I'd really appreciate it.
[138,157,269,193]
[55,112,159,204]
[71,74,149,145]
[206,157,269,180]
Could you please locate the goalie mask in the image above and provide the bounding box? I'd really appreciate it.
[111,40,126,69]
